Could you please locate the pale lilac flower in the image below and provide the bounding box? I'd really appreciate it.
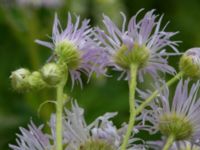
[148,140,200,150]
[95,9,179,81]
[50,101,146,150]
[140,79,200,145]
[9,121,54,150]
[36,13,105,87]
[10,102,146,150]
[170,141,200,150]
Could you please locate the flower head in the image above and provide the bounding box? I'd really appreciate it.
[171,141,200,150]
[49,101,146,150]
[10,101,146,150]
[10,68,31,92]
[36,13,105,88]
[140,80,200,144]
[95,9,179,81]
[179,48,200,79]
[9,121,54,150]
[148,140,200,150]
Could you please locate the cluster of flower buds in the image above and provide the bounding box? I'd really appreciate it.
[10,62,67,92]
[10,68,46,92]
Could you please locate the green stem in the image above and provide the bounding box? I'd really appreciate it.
[56,67,68,150]
[56,84,64,150]
[135,72,183,115]
[163,135,174,150]
[121,63,138,150]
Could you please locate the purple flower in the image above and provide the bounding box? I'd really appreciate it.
[140,79,200,144]
[148,140,200,150]
[50,101,146,150]
[10,102,146,150]
[36,13,105,88]
[95,9,180,81]
[9,122,54,150]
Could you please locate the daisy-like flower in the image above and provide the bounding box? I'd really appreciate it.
[148,140,200,150]
[95,9,179,81]
[50,101,146,150]
[171,141,200,150]
[9,121,54,150]
[10,101,146,150]
[36,13,105,87]
[140,79,200,147]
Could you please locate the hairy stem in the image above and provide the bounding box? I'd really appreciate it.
[163,135,174,150]
[136,72,183,115]
[56,66,68,150]
[121,63,138,150]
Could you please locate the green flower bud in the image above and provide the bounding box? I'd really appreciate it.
[114,43,150,69]
[55,41,81,69]
[28,71,47,90]
[78,140,114,150]
[10,68,31,92]
[159,112,193,140]
[41,63,64,86]
[179,48,200,79]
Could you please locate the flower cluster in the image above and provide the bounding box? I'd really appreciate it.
[9,9,200,150]
[10,102,146,150]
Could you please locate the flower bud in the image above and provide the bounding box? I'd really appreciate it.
[28,71,47,90]
[10,68,31,92]
[179,48,200,79]
[55,41,81,69]
[114,44,150,69]
[41,63,63,86]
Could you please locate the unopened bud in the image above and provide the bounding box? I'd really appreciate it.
[10,68,31,92]
[179,48,200,79]
[28,71,47,90]
[41,63,63,86]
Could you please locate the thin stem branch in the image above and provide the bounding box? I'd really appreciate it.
[135,72,183,115]
[163,135,174,150]
[121,63,138,150]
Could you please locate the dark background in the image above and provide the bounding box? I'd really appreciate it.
[1,0,200,149]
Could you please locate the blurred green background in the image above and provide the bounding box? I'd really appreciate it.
[1,0,200,149]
